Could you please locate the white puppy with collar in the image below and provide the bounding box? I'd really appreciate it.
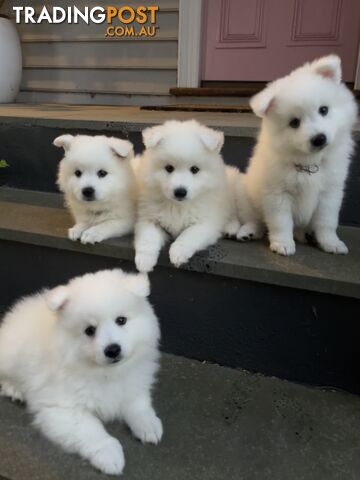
[236,55,357,255]
[55,134,136,245]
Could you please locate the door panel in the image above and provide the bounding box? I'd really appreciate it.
[202,0,360,81]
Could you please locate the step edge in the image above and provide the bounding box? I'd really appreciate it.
[0,186,360,298]
[0,110,359,140]
[0,222,358,300]
[0,115,259,138]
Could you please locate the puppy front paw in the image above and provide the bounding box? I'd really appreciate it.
[135,251,158,272]
[236,222,264,242]
[80,227,105,245]
[223,219,241,238]
[91,438,125,475]
[318,238,348,255]
[237,224,256,242]
[270,240,296,256]
[68,224,85,241]
[130,413,163,445]
[0,381,25,403]
[169,242,191,267]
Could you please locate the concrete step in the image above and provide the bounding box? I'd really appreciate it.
[1,353,360,480]
[0,104,359,227]
[0,187,360,393]
[0,103,261,134]
[0,187,359,299]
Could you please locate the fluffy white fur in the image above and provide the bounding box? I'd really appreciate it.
[56,134,136,245]
[0,270,162,475]
[226,166,263,242]
[237,55,357,255]
[134,120,239,272]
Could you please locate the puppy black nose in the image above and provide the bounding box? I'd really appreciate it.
[174,187,187,200]
[104,343,121,359]
[311,133,327,149]
[82,186,95,200]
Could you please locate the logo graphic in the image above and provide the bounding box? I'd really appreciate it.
[13,5,160,38]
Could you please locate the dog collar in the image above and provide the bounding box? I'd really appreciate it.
[295,164,319,175]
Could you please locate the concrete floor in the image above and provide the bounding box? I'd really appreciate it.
[0,354,359,480]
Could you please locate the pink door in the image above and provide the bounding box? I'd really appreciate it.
[202,0,360,82]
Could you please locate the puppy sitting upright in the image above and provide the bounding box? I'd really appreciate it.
[134,120,236,272]
[55,134,136,245]
[240,55,357,256]
[0,269,162,475]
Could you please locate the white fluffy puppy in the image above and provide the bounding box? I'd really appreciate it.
[239,55,357,255]
[55,134,136,245]
[0,269,162,475]
[134,120,238,272]
[225,165,260,242]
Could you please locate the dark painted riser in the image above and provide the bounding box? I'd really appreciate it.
[1,239,359,395]
[0,123,359,227]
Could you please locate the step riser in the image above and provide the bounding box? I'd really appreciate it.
[1,239,359,394]
[0,124,359,227]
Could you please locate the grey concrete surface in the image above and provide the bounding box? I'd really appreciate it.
[0,103,261,138]
[0,103,358,140]
[0,354,360,480]
[0,187,359,299]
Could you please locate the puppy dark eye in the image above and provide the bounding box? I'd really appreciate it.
[289,118,301,129]
[84,326,96,337]
[116,316,127,327]
[97,170,108,178]
[190,166,200,174]
[165,165,174,173]
[74,170,82,178]
[319,106,329,116]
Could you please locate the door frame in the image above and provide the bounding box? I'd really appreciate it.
[355,45,360,90]
[177,0,204,87]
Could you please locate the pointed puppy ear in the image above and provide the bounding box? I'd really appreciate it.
[142,125,164,149]
[198,125,224,153]
[53,135,74,151]
[250,84,276,118]
[108,138,134,159]
[46,286,69,311]
[310,55,342,84]
[125,273,150,298]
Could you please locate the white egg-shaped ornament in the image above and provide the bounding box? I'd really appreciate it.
[0,15,22,103]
